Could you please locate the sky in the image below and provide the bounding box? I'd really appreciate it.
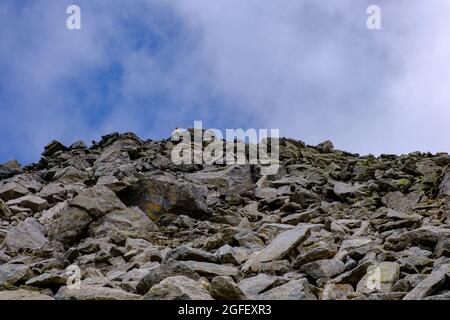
[0,0,449,164]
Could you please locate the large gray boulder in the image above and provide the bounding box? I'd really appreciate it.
[118,177,210,220]
[143,276,213,300]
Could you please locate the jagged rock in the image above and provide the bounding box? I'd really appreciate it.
[210,276,246,300]
[182,261,239,279]
[165,245,219,263]
[143,276,213,300]
[289,188,320,207]
[1,131,449,300]
[87,206,158,241]
[237,274,279,298]
[0,264,31,287]
[243,225,313,272]
[215,245,249,265]
[293,244,338,268]
[25,272,68,287]
[333,182,366,201]
[52,166,89,184]
[136,259,201,294]
[322,284,354,300]
[0,199,12,220]
[0,160,22,180]
[38,183,66,203]
[435,238,450,258]
[45,205,93,246]
[7,195,49,212]
[42,140,68,157]
[439,169,450,196]
[118,177,210,220]
[4,218,49,252]
[259,279,316,300]
[70,185,126,219]
[317,140,334,153]
[70,140,87,150]
[300,259,346,279]
[0,182,29,201]
[403,264,450,300]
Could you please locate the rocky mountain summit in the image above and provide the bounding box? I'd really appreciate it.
[0,131,449,300]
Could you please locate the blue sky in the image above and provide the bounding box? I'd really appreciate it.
[1,0,450,164]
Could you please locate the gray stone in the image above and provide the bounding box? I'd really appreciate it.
[70,185,126,219]
[5,218,48,252]
[403,264,450,300]
[0,182,29,201]
[182,261,239,279]
[55,284,140,300]
[143,276,212,300]
[300,259,346,279]
[136,259,201,295]
[210,276,247,300]
[259,279,316,300]
[322,284,354,300]
[0,289,54,300]
[238,274,279,298]
[165,245,219,263]
[243,225,313,272]
[118,177,210,220]
[7,195,49,212]
[0,264,30,287]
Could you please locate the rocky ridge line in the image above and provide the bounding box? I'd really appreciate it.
[0,131,449,300]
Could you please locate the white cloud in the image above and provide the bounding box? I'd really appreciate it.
[0,0,449,163]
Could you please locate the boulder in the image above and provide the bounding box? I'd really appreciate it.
[0,182,29,201]
[4,218,49,252]
[259,279,316,300]
[70,185,126,219]
[6,195,49,212]
[118,177,209,220]
[403,264,450,300]
[143,276,213,300]
[300,259,346,279]
[0,160,22,180]
[0,264,30,287]
[243,225,313,271]
[210,276,247,300]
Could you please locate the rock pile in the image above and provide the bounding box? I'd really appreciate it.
[0,132,449,300]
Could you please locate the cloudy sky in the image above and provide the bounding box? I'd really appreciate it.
[1,0,449,164]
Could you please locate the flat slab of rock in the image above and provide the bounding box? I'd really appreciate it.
[300,259,346,279]
[165,245,219,263]
[7,195,49,212]
[238,274,279,297]
[182,261,239,278]
[243,225,313,271]
[143,276,212,300]
[0,289,54,300]
[210,276,246,300]
[403,264,450,300]
[55,284,140,300]
[0,263,30,287]
[259,279,316,300]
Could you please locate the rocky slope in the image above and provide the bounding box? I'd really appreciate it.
[0,131,449,300]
